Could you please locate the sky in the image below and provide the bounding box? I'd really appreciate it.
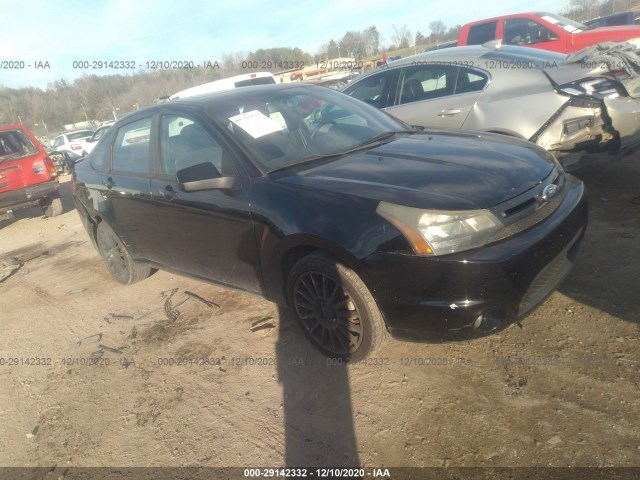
[0,0,569,90]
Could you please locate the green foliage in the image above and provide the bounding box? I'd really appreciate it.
[246,47,313,66]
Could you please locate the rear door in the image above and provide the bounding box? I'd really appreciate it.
[385,64,487,129]
[97,117,163,261]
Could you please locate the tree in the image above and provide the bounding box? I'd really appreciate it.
[327,39,340,58]
[363,26,381,56]
[446,25,462,41]
[415,31,426,46]
[392,24,412,49]
[339,31,365,58]
[429,20,447,43]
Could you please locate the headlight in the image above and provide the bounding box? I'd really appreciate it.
[377,202,503,256]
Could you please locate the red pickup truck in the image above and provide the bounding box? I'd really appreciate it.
[458,12,640,53]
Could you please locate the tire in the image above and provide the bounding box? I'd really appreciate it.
[96,222,151,285]
[286,252,388,361]
[42,197,63,217]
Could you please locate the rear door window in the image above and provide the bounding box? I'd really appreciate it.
[454,68,489,94]
[467,21,498,44]
[112,118,151,174]
[397,65,457,105]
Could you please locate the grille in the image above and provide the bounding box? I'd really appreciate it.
[489,191,563,242]
[489,167,564,243]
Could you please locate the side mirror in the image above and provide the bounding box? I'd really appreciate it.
[176,162,241,192]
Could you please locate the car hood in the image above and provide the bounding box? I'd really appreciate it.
[276,131,556,210]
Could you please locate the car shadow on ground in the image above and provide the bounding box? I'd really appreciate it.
[57,175,76,213]
[276,303,361,465]
[0,205,45,230]
[558,155,640,326]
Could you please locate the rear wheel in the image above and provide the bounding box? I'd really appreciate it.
[96,222,151,285]
[42,196,63,217]
[287,252,388,361]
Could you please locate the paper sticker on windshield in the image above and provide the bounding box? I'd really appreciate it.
[541,15,559,24]
[229,110,282,138]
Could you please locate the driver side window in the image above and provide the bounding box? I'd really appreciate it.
[504,18,558,45]
[345,70,394,108]
[160,115,235,179]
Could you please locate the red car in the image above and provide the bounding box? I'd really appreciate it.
[0,124,62,220]
[458,12,640,53]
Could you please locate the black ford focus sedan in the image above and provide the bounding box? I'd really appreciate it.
[72,84,587,360]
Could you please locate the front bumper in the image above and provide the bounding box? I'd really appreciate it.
[356,174,588,341]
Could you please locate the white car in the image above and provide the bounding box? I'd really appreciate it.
[78,125,112,155]
[51,130,94,160]
[169,72,276,100]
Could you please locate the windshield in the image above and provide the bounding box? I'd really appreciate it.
[537,12,587,33]
[68,130,93,141]
[206,86,409,172]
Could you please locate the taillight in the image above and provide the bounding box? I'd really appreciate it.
[44,157,58,176]
[558,76,624,99]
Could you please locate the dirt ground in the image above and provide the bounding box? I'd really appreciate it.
[0,152,639,472]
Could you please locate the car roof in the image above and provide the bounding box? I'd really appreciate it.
[464,11,552,26]
[128,84,325,116]
[0,124,30,132]
[348,45,567,81]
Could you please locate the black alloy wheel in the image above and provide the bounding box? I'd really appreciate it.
[287,252,388,361]
[96,222,151,285]
[293,270,364,357]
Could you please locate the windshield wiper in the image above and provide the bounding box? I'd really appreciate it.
[267,130,411,174]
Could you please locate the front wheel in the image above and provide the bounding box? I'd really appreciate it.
[96,222,151,285]
[286,252,388,361]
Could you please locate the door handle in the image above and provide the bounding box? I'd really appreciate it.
[159,185,178,200]
[437,108,462,117]
[102,177,114,189]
